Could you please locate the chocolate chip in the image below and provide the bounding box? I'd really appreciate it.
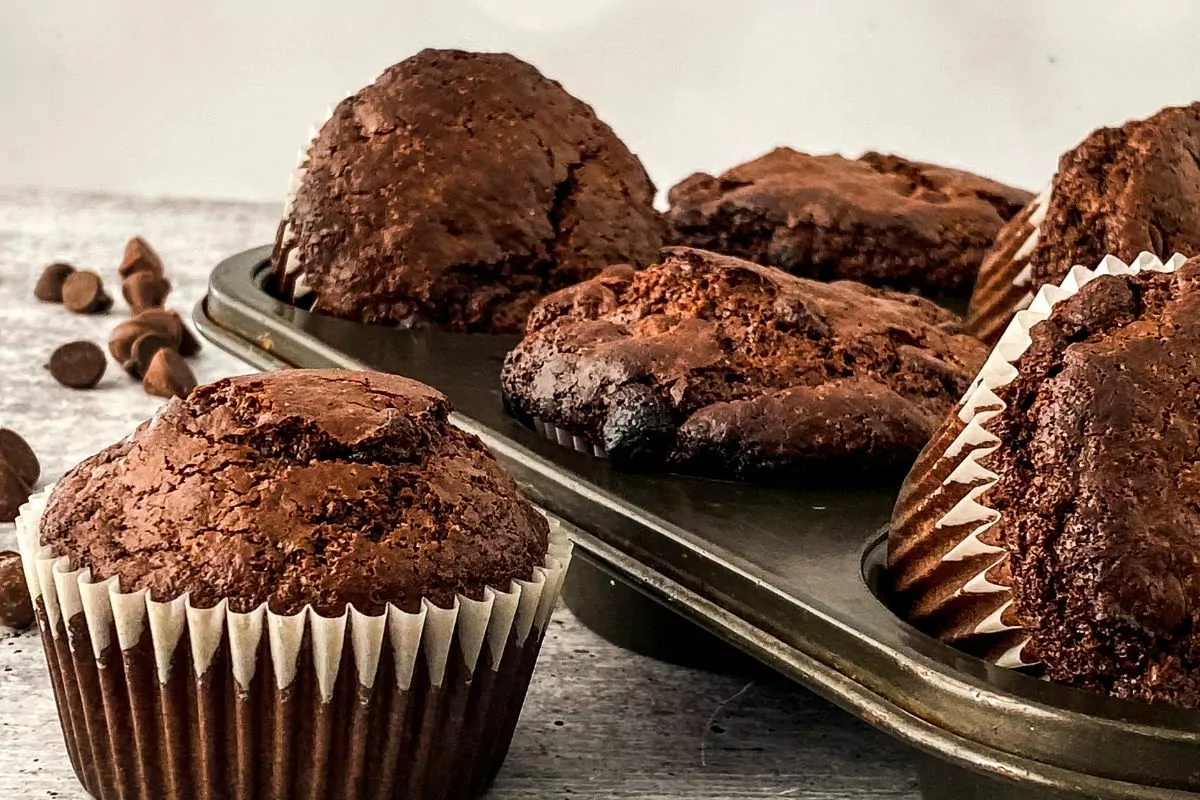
[772,295,831,338]
[34,262,76,302]
[0,551,34,631]
[133,308,184,347]
[120,236,165,279]
[126,308,200,357]
[0,429,39,488]
[0,463,30,523]
[122,271,171,314]
[47,341,107,389]
[108,319,155,363]
[142,349,196,399]
[61,271,112,314]
[602,384,674,465]
[178,319,202,357]
[125,332,174,379]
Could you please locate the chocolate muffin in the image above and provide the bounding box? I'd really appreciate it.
[20,369,572,799]
[967,102,1200,344]
[501,247,989,480]
[272,49,663,333]
[665,148,1032,296]
[889,252,1200,709]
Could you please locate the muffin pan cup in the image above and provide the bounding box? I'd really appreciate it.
[195,246,1200,800]
[15,486,572,800]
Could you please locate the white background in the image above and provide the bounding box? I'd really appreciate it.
[2,0,1199,205]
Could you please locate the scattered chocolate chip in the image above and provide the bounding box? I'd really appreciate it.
[122,271,171,314]
[47,341,107,389]
[0,429,39,489]
[119,236,165,279]
[133,308,184,347]
[0,462,30,523]
[0,551,34,632]
[108,319,154,363]
[178,319,202,357]
[61,271,112,314]
[126,332,174,379]
[142,349,196,399]
[130,308,200,356]
[34,262,76,303]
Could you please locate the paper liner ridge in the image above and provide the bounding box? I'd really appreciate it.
[16,488,573,701]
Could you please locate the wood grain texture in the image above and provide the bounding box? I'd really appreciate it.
[0,189,920,799]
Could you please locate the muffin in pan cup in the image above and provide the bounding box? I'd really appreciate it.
[887,250,1200,710]
[271,48,664,334]
[15,369,572,799]
[501,247,990,481]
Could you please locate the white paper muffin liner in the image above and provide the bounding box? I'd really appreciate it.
[531,415,607,458]
[1005,182,1052,304]
[15,486,573,799]
[931,250,1186,668]
[966,183,1053,343]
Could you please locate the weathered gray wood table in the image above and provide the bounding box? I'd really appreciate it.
[0,189,920,799]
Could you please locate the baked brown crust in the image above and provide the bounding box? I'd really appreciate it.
[272,49,663,333]
[665,148,1031,296]
[41,369,550,615]
[968,102,1200,344]
[502,247,988,480]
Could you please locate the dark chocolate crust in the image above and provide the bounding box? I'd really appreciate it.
[664,148,1032,296]
[274,49,663,334]
[986,260,1200,708]
[501,247,988,480]
[967,103,1200,343]
[40,369,549,615]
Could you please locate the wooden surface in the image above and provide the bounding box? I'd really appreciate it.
[0,189,921,799]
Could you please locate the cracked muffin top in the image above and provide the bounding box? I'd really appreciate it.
[501,247,989,480]
[270,49,663,334]
[664,147,1032,296]
[40,370,550,615]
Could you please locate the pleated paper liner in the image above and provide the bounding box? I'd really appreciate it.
[965,184,1051,345]
[888,250,1187,670]
[529,416,607,458]
[271,101,336,307]
[15,488,572,800]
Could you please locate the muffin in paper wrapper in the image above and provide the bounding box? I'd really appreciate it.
[889,250,1188,669]
[15,487,572,800]
[964,183,1051,345]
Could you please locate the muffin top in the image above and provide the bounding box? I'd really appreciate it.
[968,102,1200,343]
[502,247,988,479]
[272,48,663,334]
[40,370,549,615]
[664,147,1032,295]
[984,262,1200,706]
[1028,103,1200,289]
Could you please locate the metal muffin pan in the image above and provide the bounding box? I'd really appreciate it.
[197,246,1200,800]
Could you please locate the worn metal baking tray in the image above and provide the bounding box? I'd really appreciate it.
[197,246,1200,800]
